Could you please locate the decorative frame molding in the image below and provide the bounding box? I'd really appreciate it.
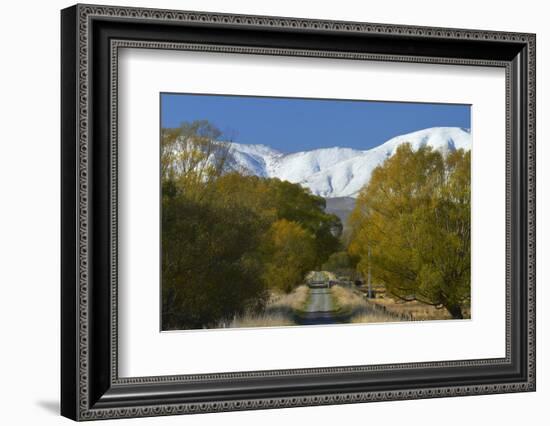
[61,4,536,421]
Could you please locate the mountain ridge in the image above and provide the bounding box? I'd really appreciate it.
[226,126,471,198]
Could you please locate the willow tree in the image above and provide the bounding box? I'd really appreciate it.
[161,120,343,329]
[161,120,231,201]
[348,144,471,319]
[160,121,268,330]
[261,219,317,294]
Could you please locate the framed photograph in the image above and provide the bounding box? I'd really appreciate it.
[61,4,536,421]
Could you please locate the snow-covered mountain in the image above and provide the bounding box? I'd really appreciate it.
[226,127,471,198]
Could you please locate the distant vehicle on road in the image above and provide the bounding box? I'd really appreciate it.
[308,280,329,289]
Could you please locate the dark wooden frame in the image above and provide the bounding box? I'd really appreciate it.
[61,3,536,421]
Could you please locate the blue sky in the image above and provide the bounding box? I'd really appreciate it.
[161,93,470,153]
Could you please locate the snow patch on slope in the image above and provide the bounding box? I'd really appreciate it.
[226,127,471,198]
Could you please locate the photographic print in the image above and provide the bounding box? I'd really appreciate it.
[160,94,471,331]
[61,7,535,418]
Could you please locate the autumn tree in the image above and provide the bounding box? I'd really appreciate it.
[348,145,471,318]
[266,179,342,267]
[212,174,342,268]
[161,120,344,329]
[261,219,317,293]
[162,193,268,329]
[161,121,268,329]
[161,120,231,201]
[321,251,358,277]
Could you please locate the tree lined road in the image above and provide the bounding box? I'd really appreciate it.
[305,288,334,313]
[295,272,351,325]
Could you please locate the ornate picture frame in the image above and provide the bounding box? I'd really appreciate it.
[61,4,535,421]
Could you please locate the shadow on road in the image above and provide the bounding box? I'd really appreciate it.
[295,287,351,325]
[294,310,352,325]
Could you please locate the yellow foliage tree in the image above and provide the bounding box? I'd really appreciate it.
[261,219,317,293]
[161,120,343,329]
[348,144,470,319]
[161,120,231,201]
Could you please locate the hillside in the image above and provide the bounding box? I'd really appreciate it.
[324,197,357,227]
[226,127,472,198]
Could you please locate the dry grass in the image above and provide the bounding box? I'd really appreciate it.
[359,284,470,321]
[350,313,404,324]
[368,297,457,321]
[269,285,309,311]
[229,286,309,328]
[230,313,295,328]
[331,285,399,323]
[331,285,368,311]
